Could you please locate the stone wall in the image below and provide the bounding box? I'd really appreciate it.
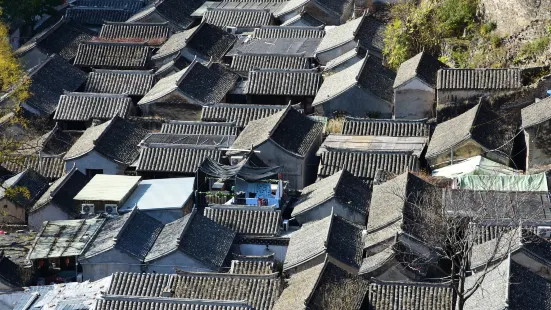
[480,0,551,35]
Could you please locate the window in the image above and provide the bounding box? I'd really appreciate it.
[86,169,103,178]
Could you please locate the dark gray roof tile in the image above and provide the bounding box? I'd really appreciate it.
[136,146,223,174]
[342,117,429,137]
[0,169,50,208]
[96,298,253,310]
[522,96,551,128]
[228,37,321,57]
[230,259,274,275]
[201,104,286,128]
[156,0,206,30]
[368,280,454,310]
[84,69,155,96]
[2,155,65,180]
[203,9,273,28]
[99,22,170,44]
[74,42,151,69]
[252,26,325,39]
[53,93,133,122]
[437,68,522,90]
[246,69,322,96]
[161,121,238,136]
[116,210,164,261]
[230,54,310,74]
[71,0,145,12]
[394,52,447,88]
[355,15,386,54]
[65,7,134,25]
[204,205,281,236]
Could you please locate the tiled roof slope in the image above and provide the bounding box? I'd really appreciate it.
[54,93,133,121]
[0,251,30,288]
[273,262,324,310]
[65,7,134,25]
[14,54,87,115]
[96,298,253,310]
[99,22,170,44]
[367,281,454,310]
[280,11,324,27]
[394,52,447,88]
[437,68,522,90]
[228,37,321,57]
[342,117,429,137]
[31,167,89,215]
[230,55,310,74]
[154,23,236,61]
[230,259,274,275]
[108,271,281,310]
[161,121,238,136]
[201,104,286,128]
[203,9,273,28]
[14,18,95,61]
[522,96,551,128]
[156,0,206,30]
[284,214,364,270]
[64,116,149,165]
[229,106,324,157]
[427,103,516,158]
[315,16,362,53]
[246,69,322,96]
[71,0,145,12]
[2,155,65,180]
[355,15,386,54]
[84,69,155,96]
[1,169,50,208]
[204,205,281,236]
[318,151,419,180]
[74,42,150,69]
[252,26,325,38]
[137,146,223,174]
[292,169,370,218]
[357,54,396,103]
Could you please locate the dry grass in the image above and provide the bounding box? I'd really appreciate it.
[326,117,344,134]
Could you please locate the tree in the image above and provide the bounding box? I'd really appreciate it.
[0,0,62,29]
[379,173,544,310]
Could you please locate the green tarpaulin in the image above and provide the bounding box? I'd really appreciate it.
[457,173,548,192]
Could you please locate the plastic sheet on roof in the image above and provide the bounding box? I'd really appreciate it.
[456,173,548,192]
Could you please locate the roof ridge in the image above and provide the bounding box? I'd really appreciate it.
[92,69,154,74]
[101,295,252,307]
[250,68,318,73]
[33,16,67,45]
[175,269,280,279]
[206,8,270,13]
[92,117,118,147]
[49,166,78,198]
[206,103,288,109]
[304,256,329,305]
[177,209,197,245]
[267,104,292,137]
[165,120,236,126]
[103,21,169,26]
[63,92,131,98]
[114,207,138,242]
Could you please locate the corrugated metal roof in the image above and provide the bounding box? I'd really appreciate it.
[74,175,141,201]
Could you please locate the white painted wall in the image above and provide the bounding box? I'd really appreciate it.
[65,150,124,175]
[394,78,435,119]
[28,203,70,231]
[147,251,213,274]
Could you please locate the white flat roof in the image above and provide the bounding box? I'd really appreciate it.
[74,175,141,202]
[119,177,195,212]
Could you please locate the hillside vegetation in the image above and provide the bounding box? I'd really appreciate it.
[383,0,551,69]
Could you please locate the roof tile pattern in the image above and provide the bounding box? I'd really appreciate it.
[368,282,454,310]
[3,156,65,180]
[65,7,134,25]
[318,151,419,179]
[54,93,133,121]
[203,9,273,28]
[246,69,322,96]
[116,211,164,261]
[204,206,281,236]
[230,260,274,275]
[437,68,522,90]
[252,26,325,38]
[522,96,551,128]
[74,42,150,69]
[394,52,447,88]
[96,299,252,310]
[161,121,238,136]
[342,118,429,137]
[84,70,155,96]
[156,0,206,29]
[108,272,174,296]
[201,104,286,128]
[99,22,170,42]
[231,55,310,73]
[137,147,223,173]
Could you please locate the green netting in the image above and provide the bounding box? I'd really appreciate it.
[457,173,548,192]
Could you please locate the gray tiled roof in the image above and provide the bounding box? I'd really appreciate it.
[276,0,352,19]
[99,22,170,44]
[359,246,394,275]
[155,0,208,30]
[203,9,273,28]
[522,97,551,128]
[436,68,522,90]
[229,106,324,157]
[65,7,134,25]
[141,133,235,148]
[27,218,105,260]
[246,69,322,96]
[317,151,419,180]
[74,42,150,69]
[356,54,396,103]
[313,54,364,105]
[2,155,65,180]
[11,54,87,115]
[174,270,281,310]
[355,15,386,54]
[204,205,281,236]
[71,0,145,12]
[154,23,236,61]
[230,259,274,274]
[227,37,321,57]
[64,116,150,165]
[273,262,324,310]
[292,169,370,218]
[14,17,94,61]
[324,48,361,71]
[280,10,324,27]
[342,117,429,137]
[315,16,362,53]
[139,61,238,106]
[284,214,364,270]
[53,92,133,122]
[96,298,253,310]
[161,121,238,136]
[136,146,223,174]
[201,104,286,128]
[230,55,310,74]
[252,26,325,39]
[367,280,454,310]
[470,228,521,269]
[108,270,281,310]
[31,167,90,215]
[84,69,155,96]
[394,52,447,88]
[427,103,516,159]
[0,169,50,208]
